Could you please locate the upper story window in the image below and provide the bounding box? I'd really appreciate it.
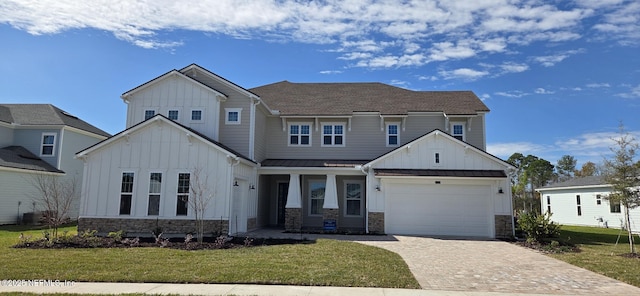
[225,108,242,125]
[322,124,344,147]
[144,110,155,120]
[41,133,56,157]
[289,123,311,146]
[451,123,465,141]
[168,110,179,121]
[386,123,399,146]
[191,110,202,121]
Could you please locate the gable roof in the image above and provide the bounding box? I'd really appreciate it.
[538,176,608,191]
[77,115,255,165]
[366,129,513,170]
[121,69,228,99]
[0,104,110,137]
[249,81,489,116]
[0,146,64,173]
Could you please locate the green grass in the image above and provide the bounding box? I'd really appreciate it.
[549,225,640,287]
[0,225,419,289]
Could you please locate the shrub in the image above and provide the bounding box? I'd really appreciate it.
[108,230,126,243]
[517,211,560,242]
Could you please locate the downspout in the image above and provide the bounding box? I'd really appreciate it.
[227,155,241,235]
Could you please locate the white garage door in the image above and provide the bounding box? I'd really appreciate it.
[385,182,491,237]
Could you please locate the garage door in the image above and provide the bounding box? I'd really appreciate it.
[385,183,491,237]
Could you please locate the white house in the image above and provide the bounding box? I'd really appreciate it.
[77,64,515,238]
[537,176,640,232]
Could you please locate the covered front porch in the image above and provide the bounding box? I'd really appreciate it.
[256,160,368,233]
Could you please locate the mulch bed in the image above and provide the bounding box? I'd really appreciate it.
[13,235,312,250]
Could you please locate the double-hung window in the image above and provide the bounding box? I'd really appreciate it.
[168,110,179,121]
[176,173,190,216]
[289,124,311,146]
[120,172,134,215]
[344,181,363,217]
[610,200,621,213]
[41,133,56,156]
[322,124,344,146]
[451,123,465,141]
[576,195,582,216]
[148,173,162,216]
[386,123,399,146]
[309,180,325,216]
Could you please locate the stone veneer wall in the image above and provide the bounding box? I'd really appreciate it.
[322,208,339,233]
[285,208,302,232]
[247,217,257,231]
[368,212,385,234]
[79,218,229,236]
[494,215,513,238]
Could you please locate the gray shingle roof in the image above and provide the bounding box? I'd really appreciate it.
[0,104,110,137]
[539,176,607,189]
[261,159,369,168]
[249,81,489,116]
[0,146,64,173]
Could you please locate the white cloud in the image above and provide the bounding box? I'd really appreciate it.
[500,62,529,73]
[389,79,410,88]
[319,70,342,75]
[586,83,611,88]
[439,68,489,80]
[534,88,555,94]
[592,1,640,45]
[495,91,529,98]
[532,49,584,67]
[480,93,491,101]
[616,83,640,98]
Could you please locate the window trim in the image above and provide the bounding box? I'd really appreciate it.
[308,179,326,217]
[40,132,57,157]
[386,122,400,147]
[225,108,242,125]
[450,122,466,142]
[321,123,345,147]
[288,123,312,147]
[610,200,621,213]
[119,172,135,216]
[343,180,364,217]
[168,110,179,121]
[147,172,163,216]
[190,109,204,122]
[144,109,156,120]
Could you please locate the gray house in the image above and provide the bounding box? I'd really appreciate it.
[77,64,515,238]
[0,104,109,224]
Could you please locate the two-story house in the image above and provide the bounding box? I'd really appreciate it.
[0,104,110,224]
[76,64,515,238]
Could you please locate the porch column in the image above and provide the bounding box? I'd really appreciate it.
[285,174,302,232]
[323,174,339,232]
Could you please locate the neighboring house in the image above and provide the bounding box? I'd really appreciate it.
[0,104,110,224]
[77,64,515,238]
[537,176,640,232]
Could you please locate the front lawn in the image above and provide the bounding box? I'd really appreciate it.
[0,225,419,289]
[550,225,640,287]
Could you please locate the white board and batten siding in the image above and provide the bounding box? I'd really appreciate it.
[367,131,511,238]
[80,119,245,221]
[125,74,222,141]
[540,186,640,232]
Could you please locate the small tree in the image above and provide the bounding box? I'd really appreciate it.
[188,167,215,243]
[603,126,640,254]
[574,161,600,177]
[30,174,77,239]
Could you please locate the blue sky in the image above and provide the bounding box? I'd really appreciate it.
[1,0,639,168]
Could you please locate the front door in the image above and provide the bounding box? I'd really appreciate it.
[277,182,289,226]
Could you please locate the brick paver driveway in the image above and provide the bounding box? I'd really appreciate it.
[357,236,640,295]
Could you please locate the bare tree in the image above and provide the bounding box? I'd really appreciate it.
[30,173,77,239]
[603,125,640,254]
[188,167,215,243]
